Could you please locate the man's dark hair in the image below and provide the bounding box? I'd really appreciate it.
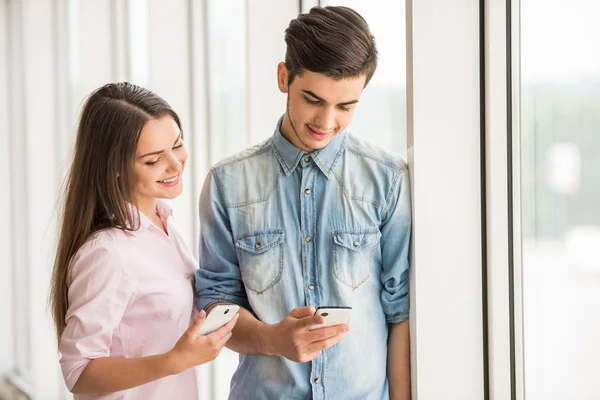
[284,6,378,87]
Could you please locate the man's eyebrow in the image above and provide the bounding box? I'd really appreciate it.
[302,90,359,106]
[138,132,182,158]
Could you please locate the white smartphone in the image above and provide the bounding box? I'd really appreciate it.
[308,306,353,331]
[197,304,240,335]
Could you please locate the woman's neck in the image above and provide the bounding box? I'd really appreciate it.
[137,198,158,220]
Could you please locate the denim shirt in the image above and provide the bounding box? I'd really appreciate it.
[196,117,411,400]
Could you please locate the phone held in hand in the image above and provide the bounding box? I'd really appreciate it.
[197,304,240,335]
[308,306,352,331]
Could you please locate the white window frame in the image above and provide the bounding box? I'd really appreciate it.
[484,0,526,399]
[0,0,15,385]
[407,0,486,398]
[5,1,66,398]
[4,0,35,393]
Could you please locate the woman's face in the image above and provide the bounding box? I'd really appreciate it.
[132,115,187,214]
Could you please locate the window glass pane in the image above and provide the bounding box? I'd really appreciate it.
[205,0,247,165]
[520,1,600,398]
[320,1,407,155]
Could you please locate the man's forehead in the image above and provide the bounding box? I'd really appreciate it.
[295,72,365,101]
[295,70,366,85]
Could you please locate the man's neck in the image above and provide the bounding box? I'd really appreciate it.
[280,113,310,152]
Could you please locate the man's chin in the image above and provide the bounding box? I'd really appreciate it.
[301,133,336,151]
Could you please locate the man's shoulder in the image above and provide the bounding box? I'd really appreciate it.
[210,137,274,173]
[344,132,408,174]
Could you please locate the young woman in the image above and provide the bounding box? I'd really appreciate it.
[50,82,237,398]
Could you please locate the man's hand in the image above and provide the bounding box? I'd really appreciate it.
[268,306,349,363]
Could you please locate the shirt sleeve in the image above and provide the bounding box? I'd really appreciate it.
[195,170,251,312]
[380,165,412,324]
[58,237,135,391]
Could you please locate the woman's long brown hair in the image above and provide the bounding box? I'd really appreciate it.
[50,82,181,341]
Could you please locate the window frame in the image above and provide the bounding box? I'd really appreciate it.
[407,0,486,398]
[484,0,526,398]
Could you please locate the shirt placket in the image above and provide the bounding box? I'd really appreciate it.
[300,155,325,400]
[151,222,195,289]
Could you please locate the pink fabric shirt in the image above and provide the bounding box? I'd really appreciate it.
[59,201,199,399]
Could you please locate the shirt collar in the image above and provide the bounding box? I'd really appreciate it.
[272,115,347,180]
[123,200,173,236]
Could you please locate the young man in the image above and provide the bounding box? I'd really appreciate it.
[196,6,411,400]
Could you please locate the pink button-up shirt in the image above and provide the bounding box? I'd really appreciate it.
[59,201,199,399]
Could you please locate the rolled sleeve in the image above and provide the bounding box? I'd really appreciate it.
[380,166,411,324]
[58,238,134,391]
[196,170,250,312]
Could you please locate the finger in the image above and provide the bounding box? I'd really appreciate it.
[289,306,316,319]
[306,324,349,342]
[298,314,326,330]
[224,313,239,330]
[301,351,322,363]
[305,332,348,353]
[188,310,207,334]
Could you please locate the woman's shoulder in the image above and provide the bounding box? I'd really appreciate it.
[67,227,134,286]
[71,228,131,269]
[85,226,130,249]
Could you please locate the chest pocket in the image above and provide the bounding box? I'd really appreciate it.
[332,229,380,289]
[236,230,284,294]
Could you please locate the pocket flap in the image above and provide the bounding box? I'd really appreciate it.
[332,230,380,251]
[236,230,285,254]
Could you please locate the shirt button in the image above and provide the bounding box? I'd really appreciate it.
[314,377,321,384]
[305,236,311,243]
[304,156,310,162]
[305,188,311,195]
[185,273,190,279]
[353,241,360,247]
[255,242,261,249]
[308,284,315,291]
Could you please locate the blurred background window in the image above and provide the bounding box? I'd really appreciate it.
[519,0,600,398]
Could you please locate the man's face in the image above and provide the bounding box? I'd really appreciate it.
[278,63,366,152]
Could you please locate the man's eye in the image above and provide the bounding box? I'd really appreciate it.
[304,97,321,105]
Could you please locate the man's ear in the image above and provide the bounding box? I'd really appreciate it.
[277,62,289,94]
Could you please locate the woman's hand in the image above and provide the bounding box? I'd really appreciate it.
[167,310,239,374]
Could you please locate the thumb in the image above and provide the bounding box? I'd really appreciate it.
[289,305,316,319]
[189,310,206,332]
